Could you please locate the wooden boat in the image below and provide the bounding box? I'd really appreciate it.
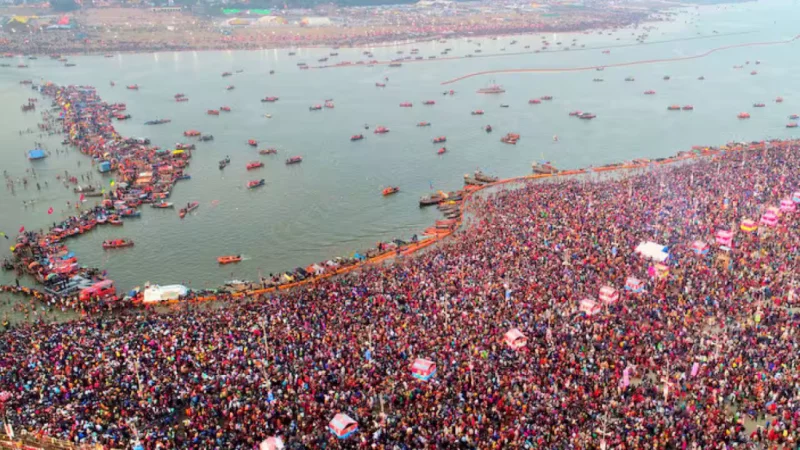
[247,179,265,189]
[382,186,400,196]
[151,202,174,209]
[218,255,242,264]
[259,149,278,155]
[179,201,199,219]
[103,239,134,249]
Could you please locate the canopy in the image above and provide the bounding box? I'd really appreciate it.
[504,328,527,350]
[410,358,436,381]
[654,262,670,279]
[691,240,709,255]
[780,199,796,212]
[329,413,358,439]
[740,218,758,232]
[760,211,778,227]
[792,191,800,203]
[27,149,46,160]
[598,285,619,304]
[625,276,644,293]
[634,241,668,262]
[259,437,284,450]
[579,298,601,316]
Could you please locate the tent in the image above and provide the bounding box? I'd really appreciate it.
[740,218,758,232]
[792,191,800,203]
[760,211,778,227]
[625,276,644,293]
[143,284,188,303]
[691,240,709,255]
[780,199,796,212]
[504,328,527,350]
[410,358,436,381]
[259,437,284,450]
[715,230,733,246]
[329,413,358,439]
[579,298,601,316]
[598,286,619,304]
[634,241,669,262]
[27,149,46,160]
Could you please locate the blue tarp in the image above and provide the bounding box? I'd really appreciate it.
[27,149,46,160]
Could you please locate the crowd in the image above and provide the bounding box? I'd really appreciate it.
[2,138,800,449]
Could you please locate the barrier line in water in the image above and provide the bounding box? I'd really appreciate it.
[310,31,758,70]
[440,34,800,85]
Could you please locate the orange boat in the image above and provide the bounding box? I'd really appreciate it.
[433,136,446,143]
[667,105,681,111]
[248,139,258,147]
[471,110,484,115]
[220,106,231,112]
[207,109,220,115]
[529,99,542,104]
[217,255,242,264]
[787,123,799,128]
[259,148,278,155]
[738,112,751,119]
[417,122,431,127]
[374,126,389,134]
[437,147,447,155]
[399,102,413,107]
[184,130,201,137]
[644,90,656,95]
[776,97,784,103]
[102,239,134,249]
[382,186,399,196]
[501,133,520,144]
[246,161,264,170]
[682,105,694,111]
[423,100,436,105]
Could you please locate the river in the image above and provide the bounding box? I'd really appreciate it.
[0,0,798,303]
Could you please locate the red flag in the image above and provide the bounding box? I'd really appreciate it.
[18,226,24,233]
[47,207,54,215]
[79,193,85,203]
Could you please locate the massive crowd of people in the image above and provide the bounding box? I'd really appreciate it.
[2,139,800,449]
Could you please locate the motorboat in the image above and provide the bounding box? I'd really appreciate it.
[374,126,389,134]
[351,134,364,141]
[218,255,242,264]
[437,147,447,155]
[102,239,134,249]
[248,139,257,147]
[529,99,542,104]
[151,202,174,208]
[738,112,751,119]
[247,179,265,189]
[259,148,278,155]
[382,186,399,196]
[471,110,484,115]
[579,112,596,119]
[417,122,431,127]
[667,105,681,111]
[262,97,279,102]
[246,161,264,170]
[179,201,199,219]
[286,156,303,165]
[432,136,446,143]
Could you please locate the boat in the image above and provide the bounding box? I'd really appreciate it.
[375,83,386,87]
[207,109,220,115]
[115,114,131,120]
[351,134,364,141]
[501,133,520,144]
[388,63,402,68]
[400,102,413,107]
[318,57,328,62]
[119,209,140,218]
[433,136,447,143]
[126,85,139,90]
[423,100,435,105]
[246,161,264,170]
[484,125,493,133]
[776,97,784,103]
[474,171,498,183]
[176,97,189,102]
[374,126,390,134]
[667,105,681,111]
[324,102,334,109]
[199,135,214,142]
[247,179,265,189]
[787,123,798,128]
[532,161,559,174]
[179,201,199,219]
[217,255,242,264]
[102,239,134,249]
[286,156,303,165]
[751,71,758,75]
[471,110,484,115]
[151,202,174,208]
[541,96,553,101]
[226,85,235,91]
[753,103,765,108]
[175,143,195,150]
[174,93,186,99]
[65,63,76,67]
[790,114,800,120]
[625,76,635,81]
[593,78,604,82]
[144,119,171,125]
[437,147,447,155]
[417,122,431,127]
[248,139,258,147]
[261,97,279,102]
[220,106,231,112]
[219,157,230,170]
[569,111,582,116]
[663,76,670,80]
[682,105,694,111]
[738,112,751,119]
[264,114,272,119]
[644,90,656,95]
[184,130,201,137]
[382,186,399,196]
[500,104,510,108]
[529,99,542,105]
[288,52,296,56]
[579,112,596,119]
[309,105,322,111]
[222,72,232,77]
[477,83,505,94]
[419,194,444,206]
[108,217,123,226]
[698,76,705,80]
[259,148,278,155]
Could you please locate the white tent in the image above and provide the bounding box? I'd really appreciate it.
[634,241,669,262]
[143,284,188,303]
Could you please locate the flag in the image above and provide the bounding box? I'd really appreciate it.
[79,193,85,203]
[365,349,372,361]
[691,362,700,377]
[19,226,24,233]
[110,180,115,187]
[267,391,274,403]
[47,207,54,215]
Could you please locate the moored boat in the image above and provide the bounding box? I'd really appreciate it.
[423,100,435,105]
[541,96,553,101]
[309,105,322,111]
[529,99,542,104]
[477,83,505,94]
[176,97,189,102]
[226,85,235,91]
[184,130,201,137]
[682,105,694,111]
[569,111,582,116]
[532,161,559,174]
[484,125,493,133]
[199,135,214,142]
[501,133,520,144]
[776,97,784,103]
[787,123,798,128]
[144,119,171,125]
[399,102,413,107]
[126,85,139,90]
[644,90,656,95]
[151,202,174,209]
[790,114,800,120]
[753,103,765,108]
[437,147,447,155]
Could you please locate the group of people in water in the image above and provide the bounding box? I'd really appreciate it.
[3,138,800,448]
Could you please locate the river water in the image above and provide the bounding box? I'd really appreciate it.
[1,0,799,297]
